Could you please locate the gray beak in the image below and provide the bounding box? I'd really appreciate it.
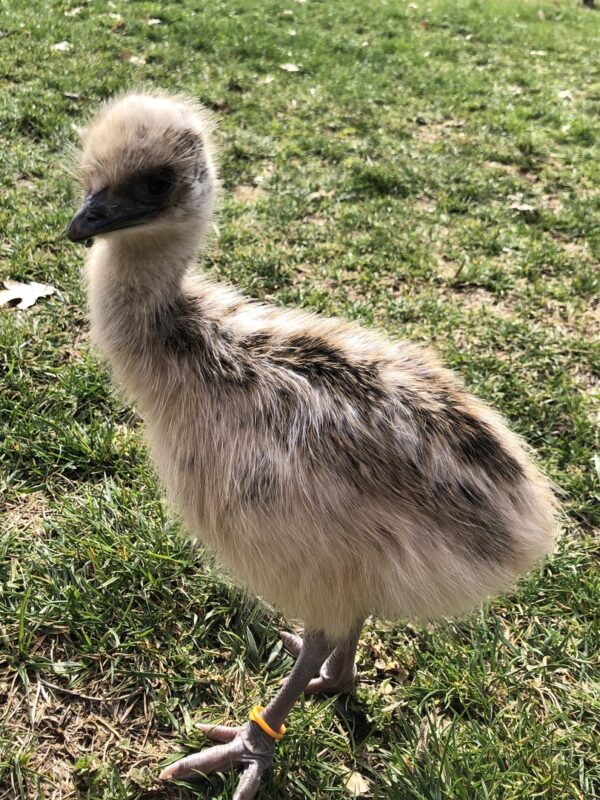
[66,189,149,243]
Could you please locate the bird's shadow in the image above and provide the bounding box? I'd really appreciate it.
[137,774,285,800]
[331,692,375,746]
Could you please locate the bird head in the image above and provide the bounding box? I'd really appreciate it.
[67,91,217,245]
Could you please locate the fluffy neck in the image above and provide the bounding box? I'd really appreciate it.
[99,215,207,279]
[84,220,208,388]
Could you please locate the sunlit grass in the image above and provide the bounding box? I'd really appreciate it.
[1,1,598,798]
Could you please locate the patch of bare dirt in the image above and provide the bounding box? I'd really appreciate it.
[539,192,563,214]
[533,293,599,339]
[3,492,50,538]
[232,184,267,204]
[446,286,513,318]
[323,270,366,304]
[61,328,89,363]
[291,263,367,305]
[446,279,598,339]
[253,162,275,188]
[414,197,437,213]
[586,300,600,338]
[305,214,327,226]
[415,118,465,144]
[572,367,599,401]
[15,175,38,192]
[483,160,521,176]
[562,240,593,260]
[435,255,462,280]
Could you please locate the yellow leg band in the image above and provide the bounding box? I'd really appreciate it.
[249,705,286,741]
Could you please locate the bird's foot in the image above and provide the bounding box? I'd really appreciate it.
[160,720,274,800]
[279,631,357,695]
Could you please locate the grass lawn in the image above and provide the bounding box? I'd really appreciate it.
[1,0,599,798]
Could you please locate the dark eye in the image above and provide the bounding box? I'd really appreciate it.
[145,169,174,197]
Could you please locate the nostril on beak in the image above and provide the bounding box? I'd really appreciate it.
[67,193,109,242]
[86,207,105,222]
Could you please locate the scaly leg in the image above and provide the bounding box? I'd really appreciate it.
[280,620,363,695]
[160,631,331,800]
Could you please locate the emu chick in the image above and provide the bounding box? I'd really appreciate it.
[68,91,557,798]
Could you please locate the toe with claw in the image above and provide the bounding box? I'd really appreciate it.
[280,630,358,695]
[160,720,275,800]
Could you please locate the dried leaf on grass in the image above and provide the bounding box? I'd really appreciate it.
[233,185,266,203]
[343,769,372,796]
[119,51,146,64]
[0,279,56,309]
[509,202,536,213]
[509,202,540,222]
